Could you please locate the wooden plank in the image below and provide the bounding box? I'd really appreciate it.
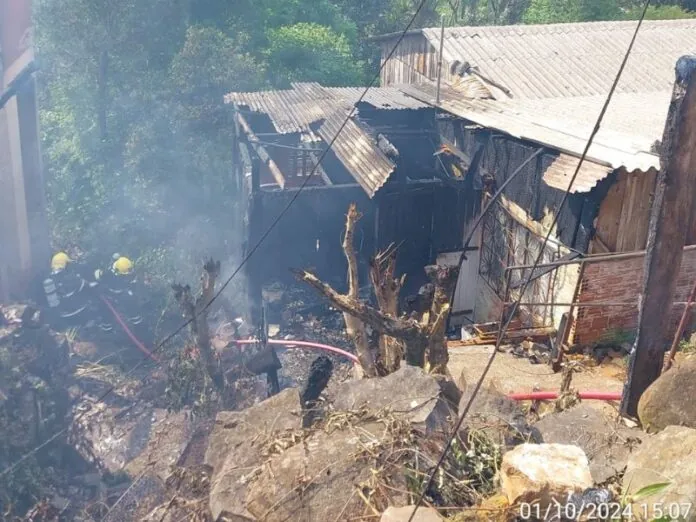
[594,174,626,251]
[237,112,286,189]
[631,169,657,250]
[615,170,637,252]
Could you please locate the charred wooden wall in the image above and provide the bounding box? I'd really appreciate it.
[592,168,659,253]
[438,119,603,327]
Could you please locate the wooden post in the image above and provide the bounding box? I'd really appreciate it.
[248,156,263,324]
[621,56,696,417]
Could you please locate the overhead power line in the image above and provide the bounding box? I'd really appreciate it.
[406,0,653,520]
[0,0,433,480]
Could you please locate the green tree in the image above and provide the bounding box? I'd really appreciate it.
[266,23,364,86]
[625,3,696,18]
[522,0,622,23]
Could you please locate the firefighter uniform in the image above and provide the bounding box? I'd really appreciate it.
[45,252,89,326]
[94,255,142,332]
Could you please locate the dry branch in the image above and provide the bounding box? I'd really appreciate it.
[173,259,224,389]
[342,204,377,377]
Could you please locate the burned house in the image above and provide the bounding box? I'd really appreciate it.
[226,83,480,317]
[371,19,696,344]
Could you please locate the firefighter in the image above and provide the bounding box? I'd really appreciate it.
[94,254,143,332]
[44,252,90,327]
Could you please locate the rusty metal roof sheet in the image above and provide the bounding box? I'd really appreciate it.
[542,153,613,193]
[225,83,418,197]
[316,111,395,198]
[400,82,663,190]
[419,19,696,99]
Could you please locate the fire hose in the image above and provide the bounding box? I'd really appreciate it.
[100,295,160,362]
[102,303,622,401]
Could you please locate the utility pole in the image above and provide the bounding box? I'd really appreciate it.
[621,55,696,417]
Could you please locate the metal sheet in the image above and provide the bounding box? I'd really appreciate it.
[400,82,663,176]
[316,112,395,198]
[420,20,696,99]
[225,83,429,135]
[225,84,412,197]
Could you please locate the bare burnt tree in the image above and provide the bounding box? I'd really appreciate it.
[172,259,224,389]
[297,204,459,375]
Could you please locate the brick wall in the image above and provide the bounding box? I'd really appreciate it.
[573,246,696,346]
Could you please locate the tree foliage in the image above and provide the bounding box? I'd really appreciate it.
[34,0,694,288]
[266,23,364,86]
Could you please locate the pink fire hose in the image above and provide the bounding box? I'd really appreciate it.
[231,338,360,364]
[100,295,160,362]
[100,308,622,402]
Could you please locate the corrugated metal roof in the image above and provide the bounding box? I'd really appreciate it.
[225,83,429,134]
[225,83,421,197]
[400,82,663,189]
[419,19,696,99]
[316,112,395,198]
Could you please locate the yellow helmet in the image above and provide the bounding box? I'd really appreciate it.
[51,252,71,272]
[112,256,134,275]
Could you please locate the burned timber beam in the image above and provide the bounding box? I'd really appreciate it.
[621,56,696,417]
[236,111,286,189]
[303,142,332,185]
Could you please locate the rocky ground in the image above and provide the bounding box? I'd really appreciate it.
[3,287,696,522]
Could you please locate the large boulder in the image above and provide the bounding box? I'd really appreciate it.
[245,421,401,521]
[205,388,303,520]
[638,357,696,432]
[329,365,455,434]
[533,403,645,483]
[500,443,593,509]
[623,425,696,521]
[71,401,196,481]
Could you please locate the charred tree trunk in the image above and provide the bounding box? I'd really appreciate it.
[423,265,459,374]
[342,204,377,377]
[370,245,405,373]
[173,259,224,389]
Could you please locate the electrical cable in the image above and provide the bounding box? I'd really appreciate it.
[0,0,433,481]
[406,1,652,520]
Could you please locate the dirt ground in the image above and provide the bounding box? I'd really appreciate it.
[447,344,627,417]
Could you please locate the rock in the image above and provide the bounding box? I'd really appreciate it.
[205,388,302,520]
[380,505,444,522]
[246,421,385,521]
[533,403,645,483]
[623,425,696,521]
[500,443,593,508]
[458,383,537,447]
[638,356,696,432]
[329,365,454,434]
[103,472,168,522]
[72,402,196,481]
[432,374,462,409]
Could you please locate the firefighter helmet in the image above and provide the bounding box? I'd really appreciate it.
[112,256,134,275]
[51,252,71,272]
